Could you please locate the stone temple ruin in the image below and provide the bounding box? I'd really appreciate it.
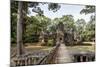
[56,22,74,45]
[11,22,95,66]
[39,22,76,46]
[56,22,64,43]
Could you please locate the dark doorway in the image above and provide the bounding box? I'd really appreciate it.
[60,38,62,40]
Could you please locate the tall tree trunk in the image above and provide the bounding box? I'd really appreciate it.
[17,1,24,57]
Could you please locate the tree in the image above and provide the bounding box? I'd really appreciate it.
[11,1,18,43]
[15,1,61,56]
[50,15,76,45]
[48,3,61,12]
[75,19,86,41]
[84,16,95,41]
[60,15,75,31]
[17,1,24,56]
[80,5,95,41]
[23,15,51,43]
[11,11,17,43]
[60,15,76,43]
[80,5,95,15]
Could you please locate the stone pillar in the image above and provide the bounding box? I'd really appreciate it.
[86,56,88,62]
[80,56,83,62]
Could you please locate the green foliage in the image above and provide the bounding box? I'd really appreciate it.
[11,1,18,43]
[11,1,95,45]
[79,5,95,41]
[11,14,17,43]
[24,34,39,43]
[47,39,54,46]
[61,15,75,30]
[80,5,95,15]
[75,19,86,34]
[75,17,95,41]
[11,1,18,13]
[48,3,61,12]
[84,17,95,41]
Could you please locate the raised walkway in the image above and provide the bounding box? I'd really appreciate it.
[55,43,73,63]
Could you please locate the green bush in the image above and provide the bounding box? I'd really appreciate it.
[24,34,39,43]
[47,39,54,46]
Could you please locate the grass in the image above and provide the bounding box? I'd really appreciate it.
[11,43,54,58]
[11,42,95,58]
[25,45,53,52]
[66,45,95,52]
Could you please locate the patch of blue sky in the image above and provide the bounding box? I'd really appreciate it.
[28,3,94,22]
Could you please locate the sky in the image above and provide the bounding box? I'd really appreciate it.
[28,3,94,22]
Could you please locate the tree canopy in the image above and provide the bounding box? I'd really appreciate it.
[11,1,95,44]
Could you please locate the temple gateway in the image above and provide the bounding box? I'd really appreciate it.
[56,22,74,45]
